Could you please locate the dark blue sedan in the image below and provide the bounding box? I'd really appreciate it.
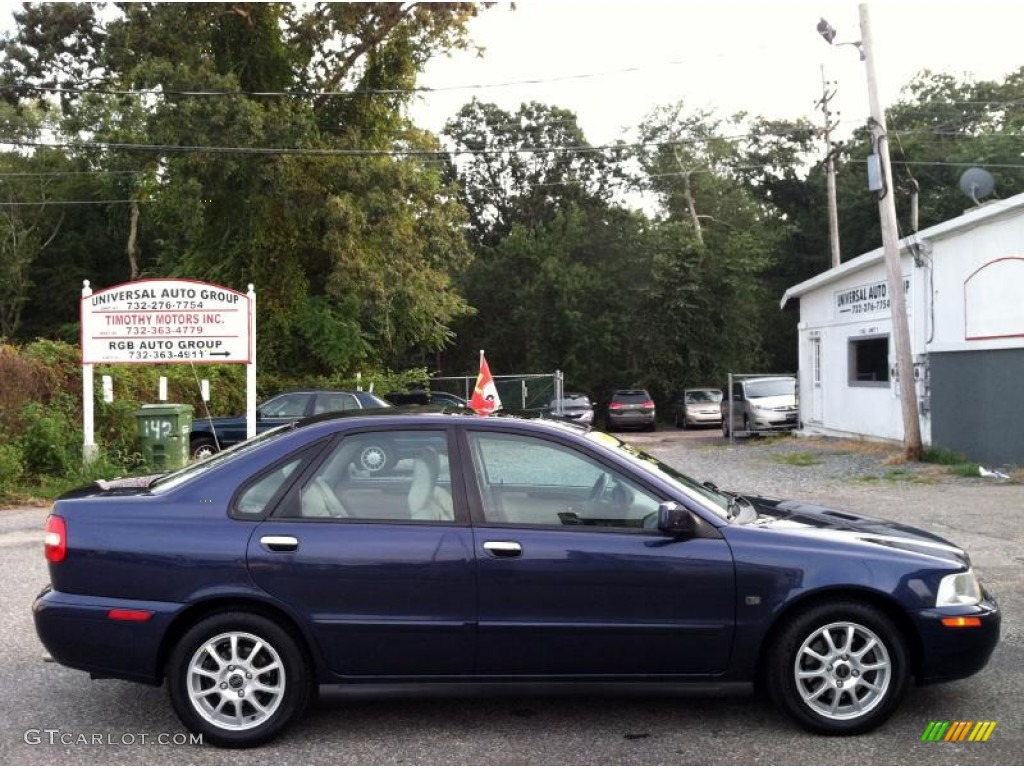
[34,412,999,747]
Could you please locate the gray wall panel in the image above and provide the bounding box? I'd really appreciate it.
[930,348,1024,467]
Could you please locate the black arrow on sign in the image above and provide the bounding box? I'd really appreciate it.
[209,351,231,357]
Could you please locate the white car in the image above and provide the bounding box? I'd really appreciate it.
[722,377,798,436]
[549,393,595,426]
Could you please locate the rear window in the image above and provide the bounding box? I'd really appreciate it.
[612,390,650,404]
[551,395,591,408]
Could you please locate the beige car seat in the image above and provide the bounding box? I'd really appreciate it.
[408,446,454,521]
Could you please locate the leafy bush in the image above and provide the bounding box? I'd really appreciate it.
[0,439,24,496]
[18,397,81,477]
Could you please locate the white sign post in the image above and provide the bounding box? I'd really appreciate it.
[80,278,256,463]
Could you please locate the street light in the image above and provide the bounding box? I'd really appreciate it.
[817,17,865,59]
[817,6,923,461]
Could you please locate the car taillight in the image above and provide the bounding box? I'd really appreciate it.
[609,402,624,410]
[640,400,655,408]
[44,514,66,563]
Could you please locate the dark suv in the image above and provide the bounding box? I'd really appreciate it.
[606,389,656,431]
[189,390,390,460]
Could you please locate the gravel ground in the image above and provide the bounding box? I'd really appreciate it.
[625,430,1018,501]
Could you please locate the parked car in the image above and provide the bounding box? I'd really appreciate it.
[189,389,391,461]
[722,376,798,437]
[673,388,724,429]
[384,390,468,408]
[605,388,657,431]
[35,412,1000,747]
[548,393,595,426]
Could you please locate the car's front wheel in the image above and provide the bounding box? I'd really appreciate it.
[168,612,312,748]
[767,601,909,735]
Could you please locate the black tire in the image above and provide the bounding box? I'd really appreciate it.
[648,421,657,432]
[766,601,909,735]
[167,612,312,748]
[722,418,730,438]
[190,437,218,461]
[680,415,688,431]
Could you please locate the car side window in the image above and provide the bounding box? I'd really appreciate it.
[468,432,659,529]
[234,448,318,518]
[261,393,311,418]
[313,392,358,414]
[287,431,456,523]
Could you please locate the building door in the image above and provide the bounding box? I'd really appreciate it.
[810,335,823,423]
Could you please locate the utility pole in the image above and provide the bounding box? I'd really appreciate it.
[672,147,703,246]
[859,3,922,460]
[816,65,842,268]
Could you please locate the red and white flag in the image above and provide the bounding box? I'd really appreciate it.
[469,351,502,415]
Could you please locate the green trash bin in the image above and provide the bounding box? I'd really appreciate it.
[136,403,194,470]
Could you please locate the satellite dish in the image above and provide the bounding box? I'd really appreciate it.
[959,167,996,205]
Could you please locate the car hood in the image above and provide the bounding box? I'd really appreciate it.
[742,495,969,568]
[191,414,244,427]
[747,395,796,408]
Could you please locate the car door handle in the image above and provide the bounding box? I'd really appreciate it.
[483,541,522,558]
[260,535,299,552]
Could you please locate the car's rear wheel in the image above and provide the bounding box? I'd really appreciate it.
[168,612,311,748]
[767,601,909,735]
[722,418,730,437]
[190,437,218,461]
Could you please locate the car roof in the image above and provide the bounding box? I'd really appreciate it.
[293,407,589,437]
[684,387,721,392]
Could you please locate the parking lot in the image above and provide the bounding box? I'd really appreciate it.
[1,428,1021,765]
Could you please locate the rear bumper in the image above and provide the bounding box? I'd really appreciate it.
[608,412,655,427]
[913,598,1001,684]
[33,586,181,685]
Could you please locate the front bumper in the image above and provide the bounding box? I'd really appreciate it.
[33,586,182,685]
[686,411,722,425]
[913,597,1001,684]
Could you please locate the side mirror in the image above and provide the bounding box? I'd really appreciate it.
[657,501,695,538]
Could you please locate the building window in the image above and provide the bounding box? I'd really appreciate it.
[849,336,889,387]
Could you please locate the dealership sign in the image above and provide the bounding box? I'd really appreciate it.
[81,279,252,364]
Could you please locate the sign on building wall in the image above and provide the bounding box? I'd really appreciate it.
[833,276,910,319]
[81,279,252,364]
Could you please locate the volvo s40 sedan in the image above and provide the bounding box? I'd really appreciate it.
[34,412,999,747]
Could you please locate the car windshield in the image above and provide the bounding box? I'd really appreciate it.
[584,431,731,520]
[686,390,722,403]
[150,424,296,493]
[746,379,796,398]
[359,392,392,408]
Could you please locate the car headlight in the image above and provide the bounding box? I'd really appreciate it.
[936,569,983,607]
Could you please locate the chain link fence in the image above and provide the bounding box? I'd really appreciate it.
[431,371,564,413]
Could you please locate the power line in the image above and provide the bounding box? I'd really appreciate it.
[19,60,697,99]
[0,198,153,206]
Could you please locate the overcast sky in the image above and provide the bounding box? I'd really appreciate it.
[410,1,1024,144]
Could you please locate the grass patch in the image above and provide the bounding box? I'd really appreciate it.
[948,463,980,478]
[922,446,970,466]
[770,452,821,467]
[790,437,894,456]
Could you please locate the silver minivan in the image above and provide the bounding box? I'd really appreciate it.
[721,376,798,436]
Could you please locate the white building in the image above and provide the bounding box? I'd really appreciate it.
[781,191,1024,467]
